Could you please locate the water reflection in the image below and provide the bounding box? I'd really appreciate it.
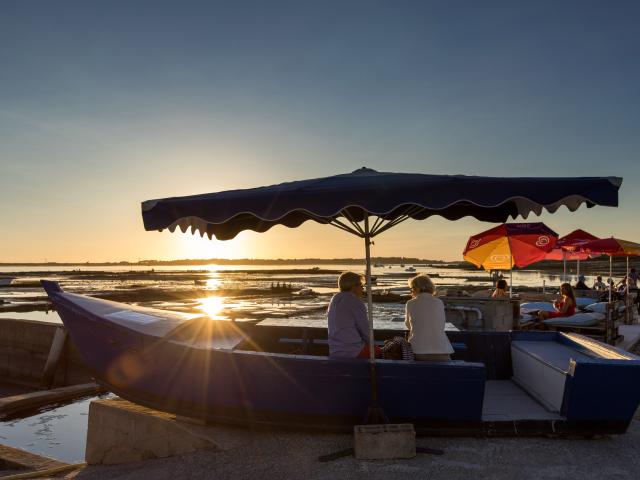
[197,295,226,319]
[0,394,112,463]
[1,264,626,327]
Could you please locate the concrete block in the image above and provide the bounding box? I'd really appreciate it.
[354,424,415,460]
[85,398,220,465]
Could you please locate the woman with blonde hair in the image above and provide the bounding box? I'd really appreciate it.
[405,274,454,361]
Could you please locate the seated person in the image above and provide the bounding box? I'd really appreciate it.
[593,275,606,291]
[629,268,640,311]
[327,271,380,359]
[538,282,576,321]
[492,279,509,298]
[574,275,589,290]
[617,276,628,298]
[599,278,621,302]
[629,268,639,290]
[405,274,453,361]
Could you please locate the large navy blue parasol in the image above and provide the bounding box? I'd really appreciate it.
[142,167,621,421]
[142,168,621,240]
[142,166,621,343]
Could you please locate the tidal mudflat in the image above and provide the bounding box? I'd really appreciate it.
[0,263,600,327]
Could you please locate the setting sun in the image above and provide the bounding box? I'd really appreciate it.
[198,295,226,319]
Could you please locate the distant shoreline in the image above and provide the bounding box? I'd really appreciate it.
[0,257,458,267]
[0,256,635,274]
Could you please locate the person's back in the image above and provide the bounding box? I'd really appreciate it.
[327,272,369,358]
[492,279,509,298]
[575,281,589,290]
[593,276,606,291]
[406,293,453,357]
[617,277,628,298]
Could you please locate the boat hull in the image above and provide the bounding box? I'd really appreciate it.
[45,283,485,430]
[42,281,640,435]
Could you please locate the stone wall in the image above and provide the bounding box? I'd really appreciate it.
[0,318,92,387]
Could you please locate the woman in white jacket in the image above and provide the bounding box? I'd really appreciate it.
[405,274,454,361]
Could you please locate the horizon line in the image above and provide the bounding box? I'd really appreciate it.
[0,256,456,266]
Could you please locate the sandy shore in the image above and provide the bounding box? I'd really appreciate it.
[72,416,640,480]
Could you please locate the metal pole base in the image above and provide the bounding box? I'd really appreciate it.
[363,404,389,425]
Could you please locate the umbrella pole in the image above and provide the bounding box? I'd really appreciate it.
[363,216,386,424]
[609,255,613,304]
[577,259,580,279]
[509,254,513,298]
[563,254,567,282]
[626,256,630,324]
[364,219,375,363]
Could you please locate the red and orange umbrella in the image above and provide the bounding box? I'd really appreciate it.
[544,229,600,279]
[583,237,640,302]
[463,223,558,296]
[582,237,640,257]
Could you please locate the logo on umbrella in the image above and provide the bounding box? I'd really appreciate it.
[490,254,509,263]
[469,239,481,249]
[535,236,550,247]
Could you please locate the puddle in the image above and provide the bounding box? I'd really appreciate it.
[0,394,112,463]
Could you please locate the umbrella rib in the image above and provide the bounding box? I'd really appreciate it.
[302,210,362,236]
[370,216,385,234]
[340,209,366,236]
[371,205,425,236]
[328,218,363,237]
[371,215,411,237]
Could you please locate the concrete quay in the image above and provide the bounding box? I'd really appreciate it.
[68,398,640,480]
[71,417,640,480]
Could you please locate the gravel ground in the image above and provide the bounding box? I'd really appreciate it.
[71,417,640,480]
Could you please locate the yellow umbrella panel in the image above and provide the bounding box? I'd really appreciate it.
[463,237,513,271]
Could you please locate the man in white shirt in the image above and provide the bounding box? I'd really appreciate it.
[593,276,606,291]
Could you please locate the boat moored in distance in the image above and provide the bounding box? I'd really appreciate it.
[0,277,14,286]
[42,280,640,436]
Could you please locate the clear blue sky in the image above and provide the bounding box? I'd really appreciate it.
[1,0,638,262]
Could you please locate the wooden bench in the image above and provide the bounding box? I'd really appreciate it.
[277,338,468,356]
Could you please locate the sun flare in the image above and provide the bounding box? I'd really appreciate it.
[198,296,226,319]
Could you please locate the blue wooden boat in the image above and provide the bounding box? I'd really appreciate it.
[42,280,640,436]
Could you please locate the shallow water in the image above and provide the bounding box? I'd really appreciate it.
[0,263,603,326]
[0,394,112,464]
